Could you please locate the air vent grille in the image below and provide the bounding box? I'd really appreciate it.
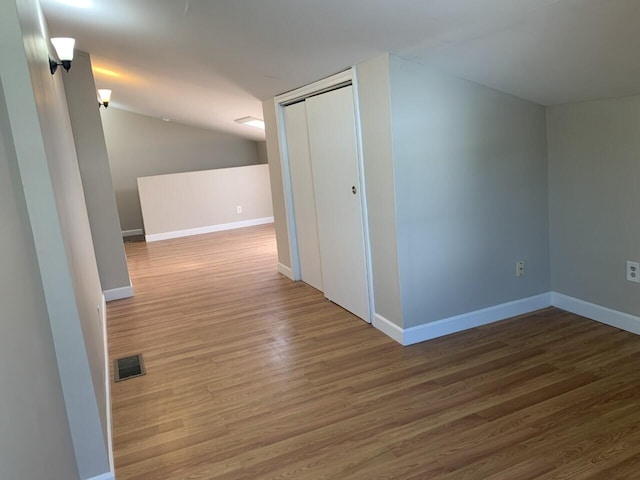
[114,354,146,382]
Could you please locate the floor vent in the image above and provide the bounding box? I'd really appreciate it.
[114,354,146,382]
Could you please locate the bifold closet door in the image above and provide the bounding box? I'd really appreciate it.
[284,102,323,291]
[305,86,369,321]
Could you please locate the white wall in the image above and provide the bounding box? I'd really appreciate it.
[389,55,550,328]
[548,97,640,316]
[1,0,111,478]
[138,164,273,239]
[64,51,131,294]
[101,107,263,232]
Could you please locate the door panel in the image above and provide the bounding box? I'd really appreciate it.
[305,86,369,321]
[284,103,323,291]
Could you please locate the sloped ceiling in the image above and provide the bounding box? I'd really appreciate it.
[41,0,640,141]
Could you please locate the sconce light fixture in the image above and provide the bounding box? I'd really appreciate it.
[97,89,112,108]
[49,37,76,74]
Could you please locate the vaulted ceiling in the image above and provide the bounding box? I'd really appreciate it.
[41,0,640,141]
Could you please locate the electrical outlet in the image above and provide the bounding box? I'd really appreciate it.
[627,261,640,283]
[236,205,242,214]
[516,260,525,277]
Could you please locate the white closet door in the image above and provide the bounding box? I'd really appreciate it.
[305,86,369,321]
[284,102,323,291]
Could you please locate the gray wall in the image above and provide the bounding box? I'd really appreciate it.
[356,55,404,327]
[389,55,550,328]
[101,107,262,232]
[1,0,111,478]
[0,59,79,480]
[548,97,640,316]
[64,51,131,293]
[256,141,268,164]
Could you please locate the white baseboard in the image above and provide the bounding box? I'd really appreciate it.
[374,293,552,346]
[104,280,134,302]
[551,292,640,335]
[373,314,404,344]
[145,217,275,243]
[100,295,115,476]
[88,472,115,480]
[121,228,143,237]
[278,262,294,280]
[373,291,640,347]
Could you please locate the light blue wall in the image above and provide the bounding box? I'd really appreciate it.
[548,97,640,316]
[389,55,551,328]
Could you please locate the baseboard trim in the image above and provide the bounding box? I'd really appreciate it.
[145,217,275,243]
[277,262,294,280]
[373,313,404,345]
[121,228,143,237]
[551,292,640,335]
[100,295,115,476]
[104,280,134,302]
[87,472,115,480]
[374,293,552,346]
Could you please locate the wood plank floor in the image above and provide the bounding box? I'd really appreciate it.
[108,224,640,479]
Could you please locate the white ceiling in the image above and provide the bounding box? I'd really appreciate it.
[41,0,640,141]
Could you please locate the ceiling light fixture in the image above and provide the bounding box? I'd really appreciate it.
[49,37,75,74]
[97,89,112,108]
[235,116,265,130]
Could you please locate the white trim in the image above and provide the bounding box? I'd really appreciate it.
[104,280,134,302]
[145,217,274,242]
[404,293,552,345]
[273,99,301,281]
[278,262,294,280]
[273,67,375,322]
[121,228,143,238]
[100,295,115,477]
[88,472,115,480]
[275,70,353,105]
[374,293,552,346]
[351,69,374,324]
[373,313,404,345]
[551,292,640,335]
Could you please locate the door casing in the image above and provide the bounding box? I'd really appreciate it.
[273,69,375,323]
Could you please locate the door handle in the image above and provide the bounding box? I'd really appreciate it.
[352,185,357,195]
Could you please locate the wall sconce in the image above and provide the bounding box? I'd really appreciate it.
[98,89,112,108]
[49,37,76,74]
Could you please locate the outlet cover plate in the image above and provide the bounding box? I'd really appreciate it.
[627,261,640,283]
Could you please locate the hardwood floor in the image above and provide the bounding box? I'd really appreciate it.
[108,224,640,479]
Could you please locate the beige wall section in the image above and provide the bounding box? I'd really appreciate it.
[547,97,640,316]
[138,164,273,237]
[0,61,79,480]
[262,98,292,271]
[63,51,131,293]
[101,107,262,232]
[1,0,111,478]
[356,55,404,327]
[256,141,268,164]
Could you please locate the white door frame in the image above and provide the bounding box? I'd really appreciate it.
[273,68,375,323]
